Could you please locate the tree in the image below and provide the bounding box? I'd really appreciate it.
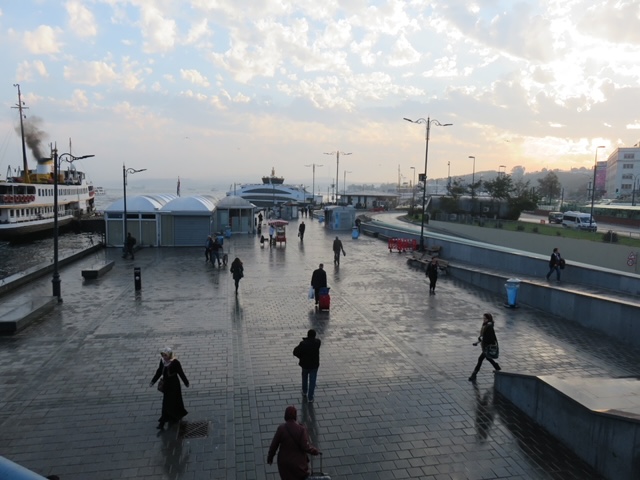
[537,171,562,204]
[484,175,514,217]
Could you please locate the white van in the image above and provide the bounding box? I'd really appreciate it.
[562,211,597,232]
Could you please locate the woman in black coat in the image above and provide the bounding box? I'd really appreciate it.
[425,257,439,294]
[149,347,189,429]
[468,313,501,381]
[230,257,244,294]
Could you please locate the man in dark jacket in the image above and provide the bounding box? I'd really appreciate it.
[545,247,563,281]
[333,236,345,265]
[293,329,321,402]
[298,221,305,242]
[310,264,327,306]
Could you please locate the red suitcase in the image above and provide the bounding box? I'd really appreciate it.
[318,288,330,310]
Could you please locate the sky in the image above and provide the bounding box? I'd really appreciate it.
[0,0,639,194]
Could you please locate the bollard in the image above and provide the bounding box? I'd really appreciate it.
[134,267,142,291]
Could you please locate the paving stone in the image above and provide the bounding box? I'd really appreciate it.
[0,218,626,479]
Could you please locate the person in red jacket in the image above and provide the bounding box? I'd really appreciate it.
[267,405,320,480]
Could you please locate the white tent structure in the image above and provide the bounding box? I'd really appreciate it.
[105,194,176,247]
[159,195,217,246]
[213,196,256,235]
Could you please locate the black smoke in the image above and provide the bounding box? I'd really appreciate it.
[16,116,49,163]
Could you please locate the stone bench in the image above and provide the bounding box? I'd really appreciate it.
[407,251,449,273]
[0,297,56,334]
[81,260,115,280]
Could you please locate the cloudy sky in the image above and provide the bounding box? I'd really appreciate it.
[0,0,639,193]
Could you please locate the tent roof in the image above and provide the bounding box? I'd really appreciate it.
[105,194,177,213]
[161,195,218,212]
[216,195,255,209]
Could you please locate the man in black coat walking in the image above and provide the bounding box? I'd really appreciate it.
[293,329,322,402]
[310,264,327,306]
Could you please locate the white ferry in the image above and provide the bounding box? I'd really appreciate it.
[0,86,95,240]
[226,168,322,208]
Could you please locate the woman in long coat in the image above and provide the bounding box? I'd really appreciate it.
[468,313,501,381]
[149,347,190,429]
[267,405,320,480]
[230,257,244,294]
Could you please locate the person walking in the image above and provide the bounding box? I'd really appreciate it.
[468,313,501,382]
[230,257,244,294]
[293,329,322,402]
[211,237,222,267]
[123,232,136,259]
[310,264,327,307]
[149,347,190,429]
[425,257,439,294]
[298,221,305,242]
[267,405,320,479]
[545,247,563,281]
[204,235,213,262]
[332,236,345,265]
[269,224,276,246]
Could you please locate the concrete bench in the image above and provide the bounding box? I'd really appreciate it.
[407,251,449,273]
[0,297,56,334]
[81,260,115,279]
[425,245,442,256]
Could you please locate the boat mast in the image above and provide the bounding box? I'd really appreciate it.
[12,84,30,182]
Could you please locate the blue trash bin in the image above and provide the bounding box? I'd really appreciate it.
[224,225,232,238]
[505,278,521,307]
[352,226,359,239]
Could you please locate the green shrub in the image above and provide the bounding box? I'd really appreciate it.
[516,225,525,231]
[532,227,539,233]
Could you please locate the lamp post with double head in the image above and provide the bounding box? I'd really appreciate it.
[589,146,605,230]
[304,163,323,205]
[324,151,351,204]
[122,164,147,246]
[52,148,95,302]
[404,117,452,250]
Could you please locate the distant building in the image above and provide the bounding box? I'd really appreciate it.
[604,146,640,199]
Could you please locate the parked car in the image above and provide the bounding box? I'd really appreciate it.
[548,211,563,224]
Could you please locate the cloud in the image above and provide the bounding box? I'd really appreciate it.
[66,0,97,38]
[139,4,177,53]
[16,60,49,81]
[64,60,118,86]
[388,34,421,67]
[23,25,62,54]
[181,69,210,87]
[184,18,210,45]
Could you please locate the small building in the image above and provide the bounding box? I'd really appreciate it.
[159,195,217,246]
[213,196,255,234]
[104,194,176,247]
[280,201,300,221]
[323,205,356,230]
[343,190,399,210]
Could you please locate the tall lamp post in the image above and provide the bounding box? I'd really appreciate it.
[343,170,352,199]
[123,164,147,246]
[304,163,323,205]
[589,146,605,230]
[404,117,452,250]
[324,150,351,205]
[468,156,476,196]
[410,166,416,213]
[52,148,95,302]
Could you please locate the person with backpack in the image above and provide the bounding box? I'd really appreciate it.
[545,247,564,282]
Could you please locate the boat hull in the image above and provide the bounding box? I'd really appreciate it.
[0,215,75,240]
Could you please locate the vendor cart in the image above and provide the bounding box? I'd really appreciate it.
[268,219,289,247]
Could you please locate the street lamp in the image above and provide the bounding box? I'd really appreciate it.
[404,117,452,250]
[324,150,351,205]
[343,170,352,199]
[447,161,451,191]
[468,156,476,197]
[589,146,605,230]
[304,163,323,205]
[52,148,95,302]
[410,166,416,213]
[123,164,147,246]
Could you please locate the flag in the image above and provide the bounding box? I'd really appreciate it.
[177,177,181,196]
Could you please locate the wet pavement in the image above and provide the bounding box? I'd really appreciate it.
[1,217,639,479]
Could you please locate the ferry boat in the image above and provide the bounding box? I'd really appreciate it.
[0,86,95,240]
[226,168,321,208]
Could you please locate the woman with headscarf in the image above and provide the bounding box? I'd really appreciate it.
[468,313,501,382]
[267,405,320,480]
[149,347,190,429]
